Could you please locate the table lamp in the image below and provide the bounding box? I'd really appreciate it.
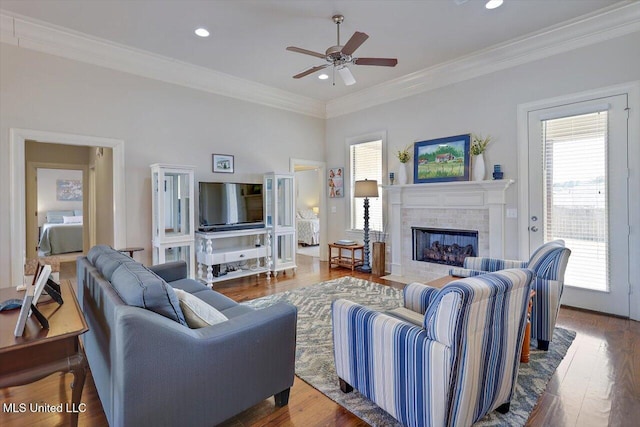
[354,179,379,273]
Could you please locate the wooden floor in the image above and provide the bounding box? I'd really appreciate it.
[1,256,639,426]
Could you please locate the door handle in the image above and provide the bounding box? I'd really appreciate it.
[530,226,539,232]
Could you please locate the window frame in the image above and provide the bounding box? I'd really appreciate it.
[346,131,387,233]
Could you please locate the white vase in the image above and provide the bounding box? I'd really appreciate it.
[397,162,408,185]
[473,153,486,181]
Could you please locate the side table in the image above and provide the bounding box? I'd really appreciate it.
[329,243,364,271]
[117,246,144,259]
[0,280,89,426]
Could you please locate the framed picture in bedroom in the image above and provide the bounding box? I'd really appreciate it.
[56,179,83,201]
[413,134,471,183]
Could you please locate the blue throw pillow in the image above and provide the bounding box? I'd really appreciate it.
[94,251,136,281]
[87,245,113,265]
[110,262,187,325]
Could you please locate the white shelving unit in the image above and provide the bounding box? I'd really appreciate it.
[195,228,271,287]
[151,164,196,278]
[264,173,296,277]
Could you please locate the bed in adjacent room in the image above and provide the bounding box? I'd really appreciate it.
[38,210,84,256]
[296,209,320,246]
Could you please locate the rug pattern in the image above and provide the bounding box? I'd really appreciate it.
[243,277,576,426]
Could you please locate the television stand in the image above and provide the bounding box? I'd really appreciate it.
[199,223,265,232]
[195,229,271,287]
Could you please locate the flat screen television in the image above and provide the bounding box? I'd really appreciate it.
[198,182,264,231]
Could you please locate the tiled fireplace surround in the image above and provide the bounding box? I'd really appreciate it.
[385,180,514,282]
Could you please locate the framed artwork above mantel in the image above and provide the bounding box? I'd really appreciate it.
[413,134,470,183]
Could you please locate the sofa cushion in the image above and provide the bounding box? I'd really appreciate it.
[94,251,136,280]
[174,289,228,328]
[191,289,239,312]
[219,304,255,319]
[87,245,113,265]
[110,262,186,325]
[169,278,210,294]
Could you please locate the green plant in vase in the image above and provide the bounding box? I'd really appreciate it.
[471,134,491,156]
[471,134,491,181]
[395,144,412,184]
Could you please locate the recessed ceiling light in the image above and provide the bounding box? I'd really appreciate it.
[195,28,210,37]
[318,74,329,80]
[485,0,503,9]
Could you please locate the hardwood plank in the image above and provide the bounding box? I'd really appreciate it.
[2,255,639,426]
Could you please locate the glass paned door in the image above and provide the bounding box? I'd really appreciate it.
[527,94,629,316]
[542,111,608,292]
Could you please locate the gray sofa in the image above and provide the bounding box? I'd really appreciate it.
[77,245,297,427]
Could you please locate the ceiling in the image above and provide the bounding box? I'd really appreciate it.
[0,0,622,102]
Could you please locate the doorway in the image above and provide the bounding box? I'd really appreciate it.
[10,128,126,288]
[290,158,327,261]
[27,164,88,260]
[519,86,636,317]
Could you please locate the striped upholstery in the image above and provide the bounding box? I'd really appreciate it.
[449,240,571,344]
[333,269,534,427]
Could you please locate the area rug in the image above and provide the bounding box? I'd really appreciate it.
[243,277,576,426]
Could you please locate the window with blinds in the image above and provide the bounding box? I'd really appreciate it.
[542,110,608,291]
[350,140,383,231]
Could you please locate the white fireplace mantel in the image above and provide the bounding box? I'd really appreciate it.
[385,179,514,278]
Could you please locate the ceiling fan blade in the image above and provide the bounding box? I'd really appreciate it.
[341,31,369,56]
[353,57,398,67]
[337,66,356,86]
[293,64,329,79]
[286,46,327,59]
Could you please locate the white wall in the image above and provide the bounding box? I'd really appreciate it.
[0,43,325,286]
[325,31,640,258]
[295,169,321,212]
[36,169,83,227]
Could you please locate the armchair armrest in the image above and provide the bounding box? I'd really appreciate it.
[148,261,187,282]
[463,256,527,272]
[448,267,489,278]
[113,302,297,426]
[403,282,440,314]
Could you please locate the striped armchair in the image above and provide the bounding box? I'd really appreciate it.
[450,240,571,350]
[332,269,534,427]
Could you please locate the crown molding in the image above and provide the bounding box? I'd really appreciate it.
[1,3,638,120]
[0,11,326,119]
[325,2,640,118]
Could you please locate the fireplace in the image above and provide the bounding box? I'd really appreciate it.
[412,227,478,267]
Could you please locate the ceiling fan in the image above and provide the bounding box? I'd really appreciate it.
[286,15,398,86]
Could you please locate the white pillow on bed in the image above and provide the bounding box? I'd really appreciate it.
[63,215,83,224]
[299,209,317,219]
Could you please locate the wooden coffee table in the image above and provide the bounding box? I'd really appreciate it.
[425,275,534,363]
[0,281,89,426]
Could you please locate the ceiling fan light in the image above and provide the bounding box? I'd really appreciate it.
[485,0,503,9]
[337,66,356,86]
[318,73,329,80]
[194,28,210,37]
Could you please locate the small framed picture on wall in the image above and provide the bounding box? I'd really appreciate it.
[212,154,234,173]
[328,167,344,198]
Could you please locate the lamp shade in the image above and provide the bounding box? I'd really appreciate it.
[312,206,319,215]
[354,179,379,198]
